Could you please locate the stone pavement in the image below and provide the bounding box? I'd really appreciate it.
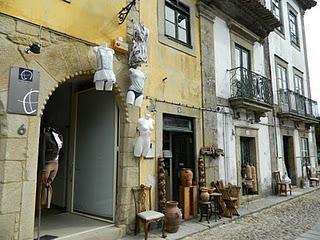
[296,222,320,240]
[121,186,320,240]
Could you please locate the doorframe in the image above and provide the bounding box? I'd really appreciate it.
[67,87,118,223]
[235,127,260,196]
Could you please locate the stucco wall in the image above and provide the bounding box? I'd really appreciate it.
[266,0,309,103]
[0,0,127,44]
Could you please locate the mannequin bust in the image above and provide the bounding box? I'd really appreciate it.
[134,113,154,157]
[93,43,116,91]
[126,66,145,107]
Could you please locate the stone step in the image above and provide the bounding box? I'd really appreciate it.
[57,225,125,240]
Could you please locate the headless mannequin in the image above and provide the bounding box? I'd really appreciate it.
[93,43,116,91]
[134,113,154,157]
[126,66,145,107]
[39,127,63,208]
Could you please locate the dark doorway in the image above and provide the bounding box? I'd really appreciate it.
[283,136,296,185]
[163,115,194,202]
[240,137,258,195]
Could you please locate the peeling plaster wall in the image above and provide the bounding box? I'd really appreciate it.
[214,14,273,194]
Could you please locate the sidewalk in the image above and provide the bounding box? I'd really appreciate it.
[121,186,320,240]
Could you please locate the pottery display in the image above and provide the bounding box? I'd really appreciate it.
[180,168,193,187]
[165,201,181,233]
[200,187,210,202]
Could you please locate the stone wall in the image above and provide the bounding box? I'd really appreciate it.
[0,13,137,239]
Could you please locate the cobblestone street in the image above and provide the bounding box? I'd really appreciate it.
[185,189,320,240]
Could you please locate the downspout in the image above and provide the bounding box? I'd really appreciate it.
[263,36,279,172]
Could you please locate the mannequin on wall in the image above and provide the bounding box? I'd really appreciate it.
[134,113,154,157]
[126,66,145,107]
[93,43,116,91]
[38,126,63,208]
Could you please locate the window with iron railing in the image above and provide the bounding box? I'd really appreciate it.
[229,67,273,105]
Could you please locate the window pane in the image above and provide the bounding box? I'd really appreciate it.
[235,48,241,68]
[178,27,187,43]
[242,51,249,69]
[165,5,175,23]
[177,13,186,28]
[165,21,176,38]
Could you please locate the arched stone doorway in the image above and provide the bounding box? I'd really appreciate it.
[33,72,133,238]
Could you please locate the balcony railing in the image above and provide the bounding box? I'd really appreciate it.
[278,89,319,119]
[229,67,273,105]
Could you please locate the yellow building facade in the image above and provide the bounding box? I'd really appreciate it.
[0,0,214,239]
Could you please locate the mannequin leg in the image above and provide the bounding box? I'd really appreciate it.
[126,91,135,105]
[41,161,59,208]
[134,137,144,157]
[134,95,144,107]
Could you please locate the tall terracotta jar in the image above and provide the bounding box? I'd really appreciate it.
[200,187,210,202]
[180,168,193,187]
[165,201,181,233]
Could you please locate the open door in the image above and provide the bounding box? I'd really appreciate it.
[73,89,117,220]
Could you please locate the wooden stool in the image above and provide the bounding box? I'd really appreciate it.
[199,201,211,223]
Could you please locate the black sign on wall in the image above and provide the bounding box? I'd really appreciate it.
[7,66,40,115]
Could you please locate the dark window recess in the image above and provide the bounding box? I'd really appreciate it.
[164,0,191,45]
[272,0,283,32]
[289,10,299,46]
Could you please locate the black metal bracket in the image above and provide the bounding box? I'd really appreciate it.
[118,0,137,24]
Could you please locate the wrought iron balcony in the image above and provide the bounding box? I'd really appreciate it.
[229,67,273,113]
[278,89,319,121]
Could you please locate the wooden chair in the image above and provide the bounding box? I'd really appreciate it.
[273,171,292,196]
[225,184,241,209]
[307,167,319,187]
[131,184,166,240]
[221,188,240,218]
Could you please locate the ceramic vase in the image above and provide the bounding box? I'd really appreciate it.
[165,201,181,233]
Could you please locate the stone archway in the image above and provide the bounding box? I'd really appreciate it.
[0,18,138,238]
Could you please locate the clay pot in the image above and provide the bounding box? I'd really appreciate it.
[200,187,210,202]
[207,187,215,194]
[180,168,193,187]
[165,201,181,233]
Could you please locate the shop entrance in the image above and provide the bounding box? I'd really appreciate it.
[34,78,117,238]
[163,115,194,202]
[283,136,296,185]
[240,137,258,195]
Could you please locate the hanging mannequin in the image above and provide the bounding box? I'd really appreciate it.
[126,66,145,107]
[134,113,154,157]
[39,127,63,208]
[129,23,149,67]
[93,43,116,91]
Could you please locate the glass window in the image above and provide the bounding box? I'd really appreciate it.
[276,64,288,90]
[272,0,283,32]
[235,45,250,70]
[164,0,191,45]
[294,74,303,94]
[289,10,299,46]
